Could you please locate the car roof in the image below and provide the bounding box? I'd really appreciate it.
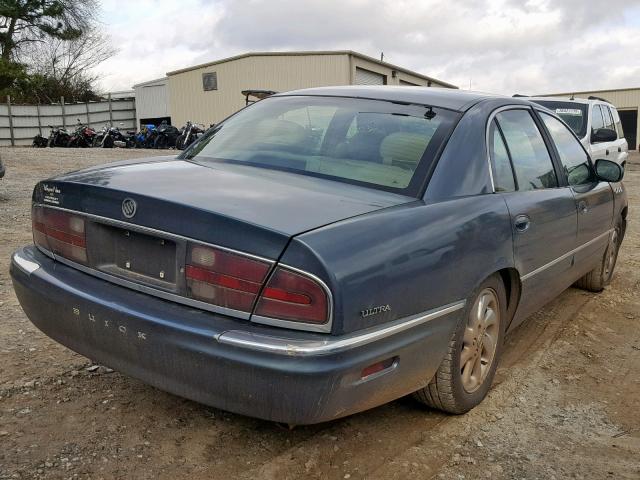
[527,96,614,107]
[273,86,506,112]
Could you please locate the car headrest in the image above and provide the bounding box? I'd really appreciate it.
[253,119,306,145]
[379,132,429,168]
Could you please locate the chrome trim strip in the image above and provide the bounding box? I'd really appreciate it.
[46,252,253,320]
[35,204,275,265]
[521,229,612,282]
[250,263,334,333]
[217,300,466,356]
[12,251,40,274]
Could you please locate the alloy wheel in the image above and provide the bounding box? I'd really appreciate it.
[460,288,500,393]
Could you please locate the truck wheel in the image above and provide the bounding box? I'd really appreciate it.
[575,220,622,292]
[414,274,506,414]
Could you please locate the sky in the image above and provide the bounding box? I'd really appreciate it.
[95,0,640,95]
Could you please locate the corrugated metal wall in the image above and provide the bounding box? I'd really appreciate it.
[134,79,170,124]
[168,54,350,126]
[350,56,450,88]
[545,88,640,150]
[0,98,136,146]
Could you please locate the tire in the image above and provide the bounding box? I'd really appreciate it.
[574,220,622,292]
[92,136,102,147]
[414,274,506,414]
[175,135,185,150]
[102,136,114,148]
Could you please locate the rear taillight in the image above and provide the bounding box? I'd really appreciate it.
[255,267,329,325]
[185,243,271,312]
[32,206,87,264]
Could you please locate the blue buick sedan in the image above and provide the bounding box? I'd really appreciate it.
[11,87,627,424]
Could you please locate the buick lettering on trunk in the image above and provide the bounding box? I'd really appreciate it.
[11,87,628,424]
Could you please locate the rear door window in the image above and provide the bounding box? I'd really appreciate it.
[601,105,617,135]
[591,105,606,132]
[496,110,558,191]
[540,113,594,186]
[488,120,516,192]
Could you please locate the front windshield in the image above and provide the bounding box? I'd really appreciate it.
[183,95,459,196]
[531,100,588,138]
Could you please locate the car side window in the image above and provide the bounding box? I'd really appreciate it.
[602,106,617,136]
[488,120,516,192]
[591,105,605,132]
[611,108,625,139]
[540,113,594,186]
[496,110,558,191]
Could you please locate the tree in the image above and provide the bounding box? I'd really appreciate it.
[25,27,116,102]
[0,0,95,61]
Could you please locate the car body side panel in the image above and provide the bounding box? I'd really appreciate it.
[570,181,614,277]
[424,105,494,200]
[503,188,579,327]
[283,195,514,335]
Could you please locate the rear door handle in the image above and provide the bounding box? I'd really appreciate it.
[606,149,610,155]
[514,214,531,233]
[578,200,589,214]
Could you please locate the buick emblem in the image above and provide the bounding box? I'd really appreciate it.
[122,198,137,218]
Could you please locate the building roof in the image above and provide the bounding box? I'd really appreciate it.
[165,50,457,89]
[133,77,168,89]
[276,85,499,111]
[540,86,640,96]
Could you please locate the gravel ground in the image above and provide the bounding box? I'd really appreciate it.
[0,147,639,480]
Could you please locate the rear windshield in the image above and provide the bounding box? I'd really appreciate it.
[183,95,460,196]
[531,100,588,138]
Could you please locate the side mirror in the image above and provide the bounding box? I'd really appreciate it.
[591,128,617,143]
[595,159,623,183]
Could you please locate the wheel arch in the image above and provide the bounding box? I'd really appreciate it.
[496,267,522,330]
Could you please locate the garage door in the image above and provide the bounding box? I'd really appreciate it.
[355,68,386,85]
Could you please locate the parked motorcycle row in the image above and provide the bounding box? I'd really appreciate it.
[32,120,209,150]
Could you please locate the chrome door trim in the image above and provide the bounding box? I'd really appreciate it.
[216,300,467,357]
[521,229,612,282]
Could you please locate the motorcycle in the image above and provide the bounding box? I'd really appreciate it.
[93,123,130,148]
[153,121,180,149]
[47,125,71,147]
[32,134,48,148]
[175,121,205,150]
[67,120,96,148]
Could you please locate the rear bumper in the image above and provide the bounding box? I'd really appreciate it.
[11,246,462,424]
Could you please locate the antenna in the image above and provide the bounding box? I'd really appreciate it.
[380,52,384,62]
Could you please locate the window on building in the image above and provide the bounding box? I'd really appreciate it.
[496,109,558,191]
[203,72,218,91]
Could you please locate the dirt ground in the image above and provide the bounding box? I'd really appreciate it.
[0,146,639,480]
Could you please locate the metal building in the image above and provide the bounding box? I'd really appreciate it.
[162,50,457,127]
[133,77,171,128]
[543,87,640,150]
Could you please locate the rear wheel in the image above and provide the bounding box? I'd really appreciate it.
[575,220,622,292]
[414,274,506,414]
[175,134,185,150]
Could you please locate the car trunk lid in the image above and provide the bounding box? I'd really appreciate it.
[35,157,414,260]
